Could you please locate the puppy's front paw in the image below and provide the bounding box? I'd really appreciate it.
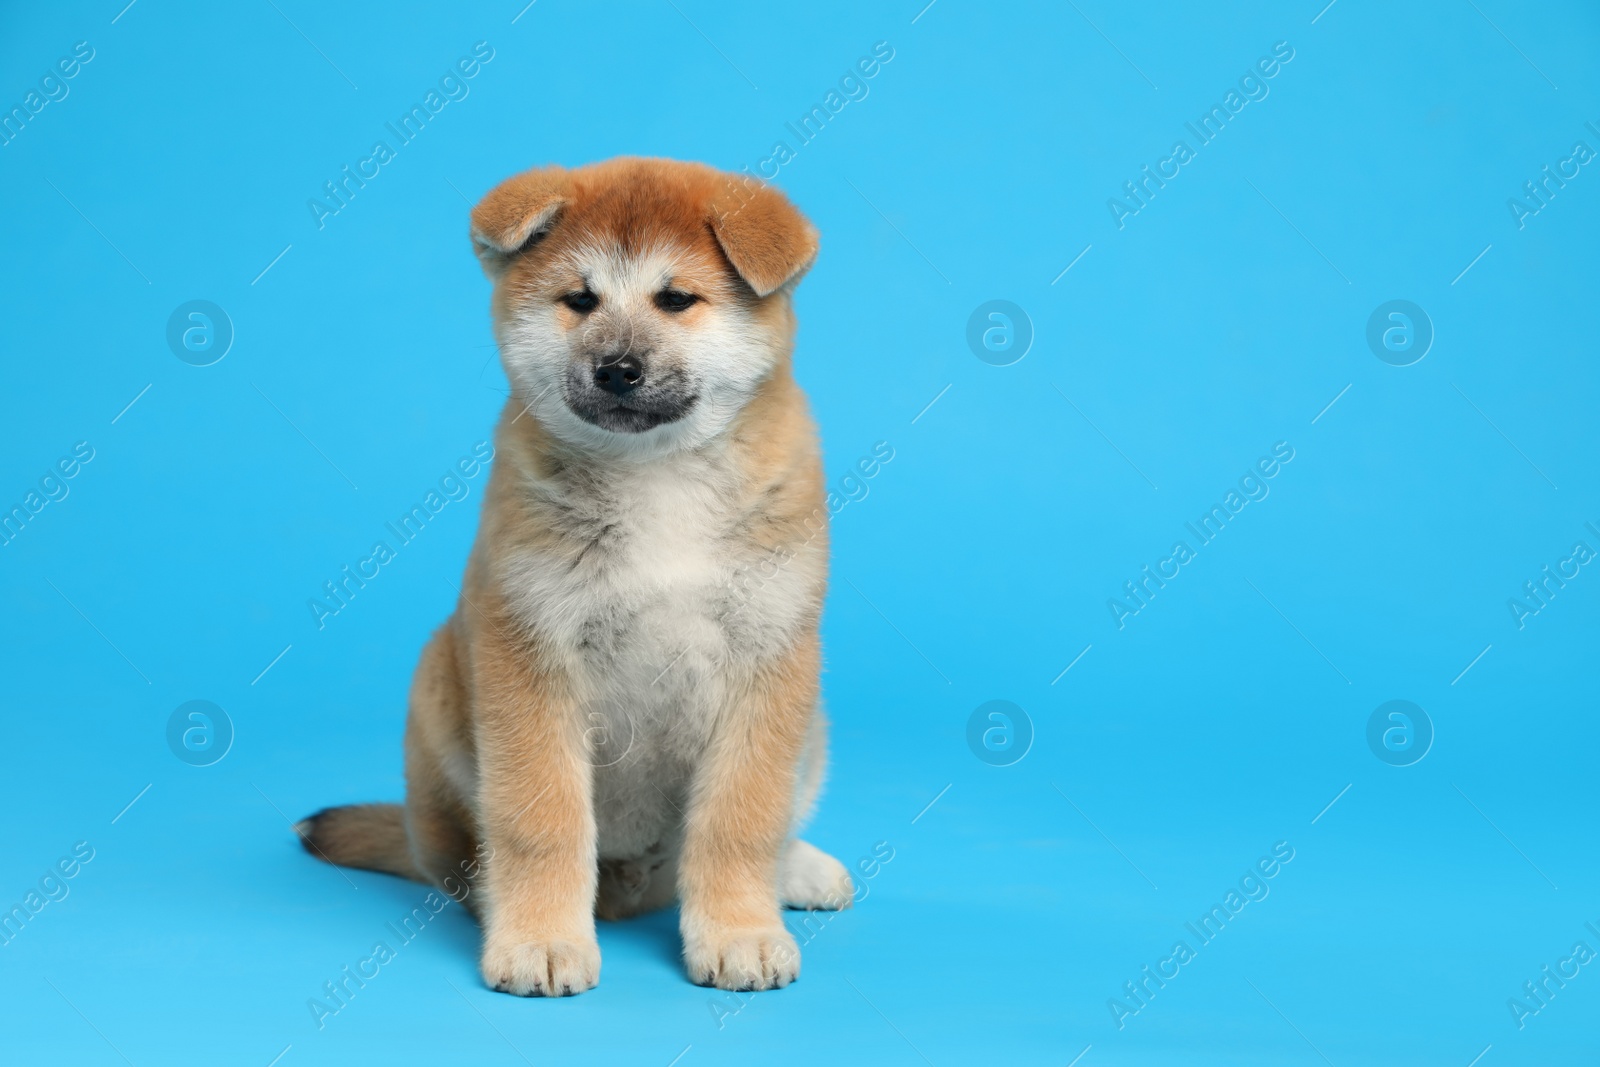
[684,926,800,991]
[480,936,600,997]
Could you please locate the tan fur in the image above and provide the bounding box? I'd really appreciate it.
[300,157,850,996]
[294,804,416,879]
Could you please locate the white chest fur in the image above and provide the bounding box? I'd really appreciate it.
[495,449,823,859]
[499,449,821,730]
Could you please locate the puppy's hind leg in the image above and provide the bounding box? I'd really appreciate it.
[404,624,485,911]
[405,744,483,913]
[779,839,853,911]
[777,704,852,910]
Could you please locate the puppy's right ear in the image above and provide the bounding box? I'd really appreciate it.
[469,166,572,278]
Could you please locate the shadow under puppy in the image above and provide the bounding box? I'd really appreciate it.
[297,157,852,996]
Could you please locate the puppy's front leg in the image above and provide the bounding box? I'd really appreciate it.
[474,632,599,997]
[680,636,817,991]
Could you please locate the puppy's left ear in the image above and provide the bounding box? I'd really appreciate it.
[708,176,819,297]
[470,165,572,278]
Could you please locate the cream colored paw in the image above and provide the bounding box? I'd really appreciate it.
[779,839,854,910]
[684,926,800,991]
[480,935,600,997]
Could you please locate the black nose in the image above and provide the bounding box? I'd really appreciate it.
[593,353,644,396]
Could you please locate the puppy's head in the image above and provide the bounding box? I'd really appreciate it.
[471,158,818,455]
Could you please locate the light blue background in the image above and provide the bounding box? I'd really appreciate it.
[2,1,1597,1064]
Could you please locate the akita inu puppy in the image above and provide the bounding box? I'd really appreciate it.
[297,157,851,996]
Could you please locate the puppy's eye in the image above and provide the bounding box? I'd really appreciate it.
[562,289,599,313]
[654,289,699,313]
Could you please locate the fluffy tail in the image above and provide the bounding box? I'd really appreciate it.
[295,803,422,881]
